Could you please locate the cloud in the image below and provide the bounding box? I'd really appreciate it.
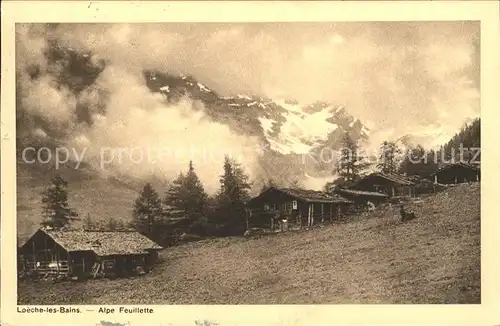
[16,23,262,193]
[16,22,480,191]
[68,65,260,193]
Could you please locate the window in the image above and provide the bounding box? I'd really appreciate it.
[264,204,270,211]
[292,200,298,209]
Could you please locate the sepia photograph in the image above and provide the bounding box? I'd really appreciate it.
[14,20,481,305]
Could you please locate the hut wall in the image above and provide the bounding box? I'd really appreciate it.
[146,250,159,267]
[250,211,276,229]
[436,167,480,184]
[249,196,307,229]
[354,176,394,193]
[19,231,70,276]
[354,176,414,198]
[296,201,309,226]
[69,251,98,276]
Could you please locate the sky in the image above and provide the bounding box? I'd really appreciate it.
[16,22,480,190]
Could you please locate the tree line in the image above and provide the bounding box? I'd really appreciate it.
[38,155,252,246]
[328,118,480,188]
[37,118,480,243]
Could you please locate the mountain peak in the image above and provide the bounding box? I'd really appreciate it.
[143,70,372,183]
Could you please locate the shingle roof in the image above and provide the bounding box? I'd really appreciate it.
[374,172,415,185]
[250,187,352,204]
[40,229,163,256]
[352,172,415,186]
[335,188,389,198]
[431,162,480,176]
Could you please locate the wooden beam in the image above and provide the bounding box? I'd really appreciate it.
[44,236,48,261]
[307,204,311,227]
[32,240,36,271]
[245,209,249,231]
[54,241,59,275]
[67,252,71,276]
[321,204,324,223]
[311,204,314,226]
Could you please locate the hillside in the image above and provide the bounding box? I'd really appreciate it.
[16,44,373,238]
[16,161,144,241]
[18,182,480,304]
[17,41,373,191]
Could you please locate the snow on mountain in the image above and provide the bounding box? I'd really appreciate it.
[399,126,454,150]
[197,82,211,93]
[260,99,341,154]
[146,71,373,187]
[236,94,252,100]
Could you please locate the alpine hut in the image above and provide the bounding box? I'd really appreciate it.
[18,228,163,279]
[246,187,353,230]
[429,162,480,184]
[333,187,389,207]
[348,172,416,198]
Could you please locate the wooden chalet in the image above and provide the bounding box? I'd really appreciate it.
[349,172,416,198]
[246,187,353,230]
[18,228,163,280]
[334,187,389,207]
[430,163,480,184]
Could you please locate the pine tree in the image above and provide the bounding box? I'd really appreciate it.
[399,144,436,176]
[164,161,208,234]
[40,175,78,229]
[377,141,401,174]
[163,172,187,221]
[437,118,480,165]
[82,213,96,231]
[289,179,302,189]
[219,156,251,203]
[105,218,119,231]
[132,183,163,236]
[335,132,367,182]
[183,161,208,218]
[260,178,278,192]
[115,220,126,231]
[213,156,252,235]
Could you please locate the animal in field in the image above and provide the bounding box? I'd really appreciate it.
[400,205,416,222]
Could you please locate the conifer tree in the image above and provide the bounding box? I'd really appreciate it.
[105,217,119,231]
[82,213,96,231]
[437,118,480,165]
[377,141,401,174]
[164,161,208,233]
[163,172,186,221]
[289,179,302,190]
[398,144,439,177]
[132,183,163,236]
[40,175,79,229]
[260,178,278,192]
[213,156,252,235]
[336,132,367,182]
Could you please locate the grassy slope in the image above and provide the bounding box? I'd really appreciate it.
[18,182,480,304]
[17,162,141,241]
